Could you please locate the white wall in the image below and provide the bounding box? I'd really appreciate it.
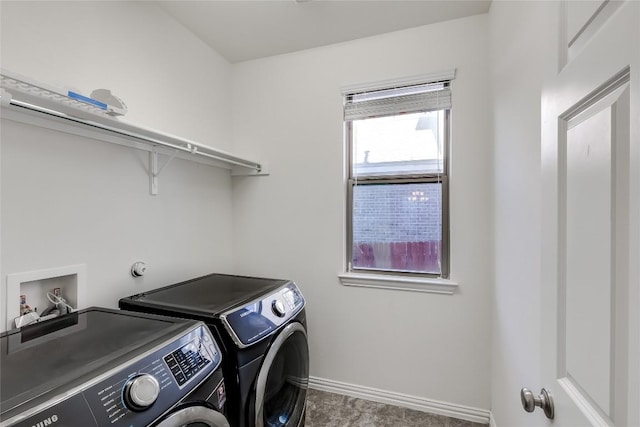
[489,2,553,425]
[230,15,493,410]
[0,1,235,331]
[0,1,232,147]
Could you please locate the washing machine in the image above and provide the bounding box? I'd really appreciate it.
[119,273,309,427]
[0,307,229,427]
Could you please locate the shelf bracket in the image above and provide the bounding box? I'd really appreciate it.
[149,147,178,195]
[0,88,12,107]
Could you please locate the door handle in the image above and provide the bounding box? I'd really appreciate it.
[520,387,554,419]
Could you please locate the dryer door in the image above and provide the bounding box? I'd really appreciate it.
[153,402,230,427]
[254,322,309,427]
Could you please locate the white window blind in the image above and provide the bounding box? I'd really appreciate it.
[344,82,451,121]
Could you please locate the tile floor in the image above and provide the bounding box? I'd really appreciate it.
[305,389,488,427]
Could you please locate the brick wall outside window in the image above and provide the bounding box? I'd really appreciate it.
[352,182,442,273]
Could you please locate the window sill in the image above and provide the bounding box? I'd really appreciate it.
[338,272,458,295]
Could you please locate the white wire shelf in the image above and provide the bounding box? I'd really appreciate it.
[0,70,264,190]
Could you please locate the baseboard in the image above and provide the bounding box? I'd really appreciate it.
[489,411,498,427]
[308,376,491,424]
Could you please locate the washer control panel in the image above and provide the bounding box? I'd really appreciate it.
[221,282,305,348]
[163,337,213,388]
[9,324,222,427]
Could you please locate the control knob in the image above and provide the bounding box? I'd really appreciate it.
[123,373,160,411]
[272,300,286,317]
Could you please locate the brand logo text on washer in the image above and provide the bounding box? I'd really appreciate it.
[32,414,58,427]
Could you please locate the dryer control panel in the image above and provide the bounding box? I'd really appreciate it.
[221,282,305,348]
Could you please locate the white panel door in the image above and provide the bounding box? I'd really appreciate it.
[540,1,639,426]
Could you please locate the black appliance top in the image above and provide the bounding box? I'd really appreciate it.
[120,273,289,319]
[0,307,200,420]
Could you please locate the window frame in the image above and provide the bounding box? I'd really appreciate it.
[344,85,451,280]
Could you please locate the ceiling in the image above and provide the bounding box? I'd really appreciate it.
[157,0,492,63]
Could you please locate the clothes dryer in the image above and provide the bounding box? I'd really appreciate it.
[120,273,309,427]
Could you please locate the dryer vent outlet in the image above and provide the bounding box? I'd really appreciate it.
[131,262,147,277]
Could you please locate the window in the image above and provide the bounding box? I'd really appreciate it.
[344,79,451,278]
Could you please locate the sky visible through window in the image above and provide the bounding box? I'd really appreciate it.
[352,111,443,174]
